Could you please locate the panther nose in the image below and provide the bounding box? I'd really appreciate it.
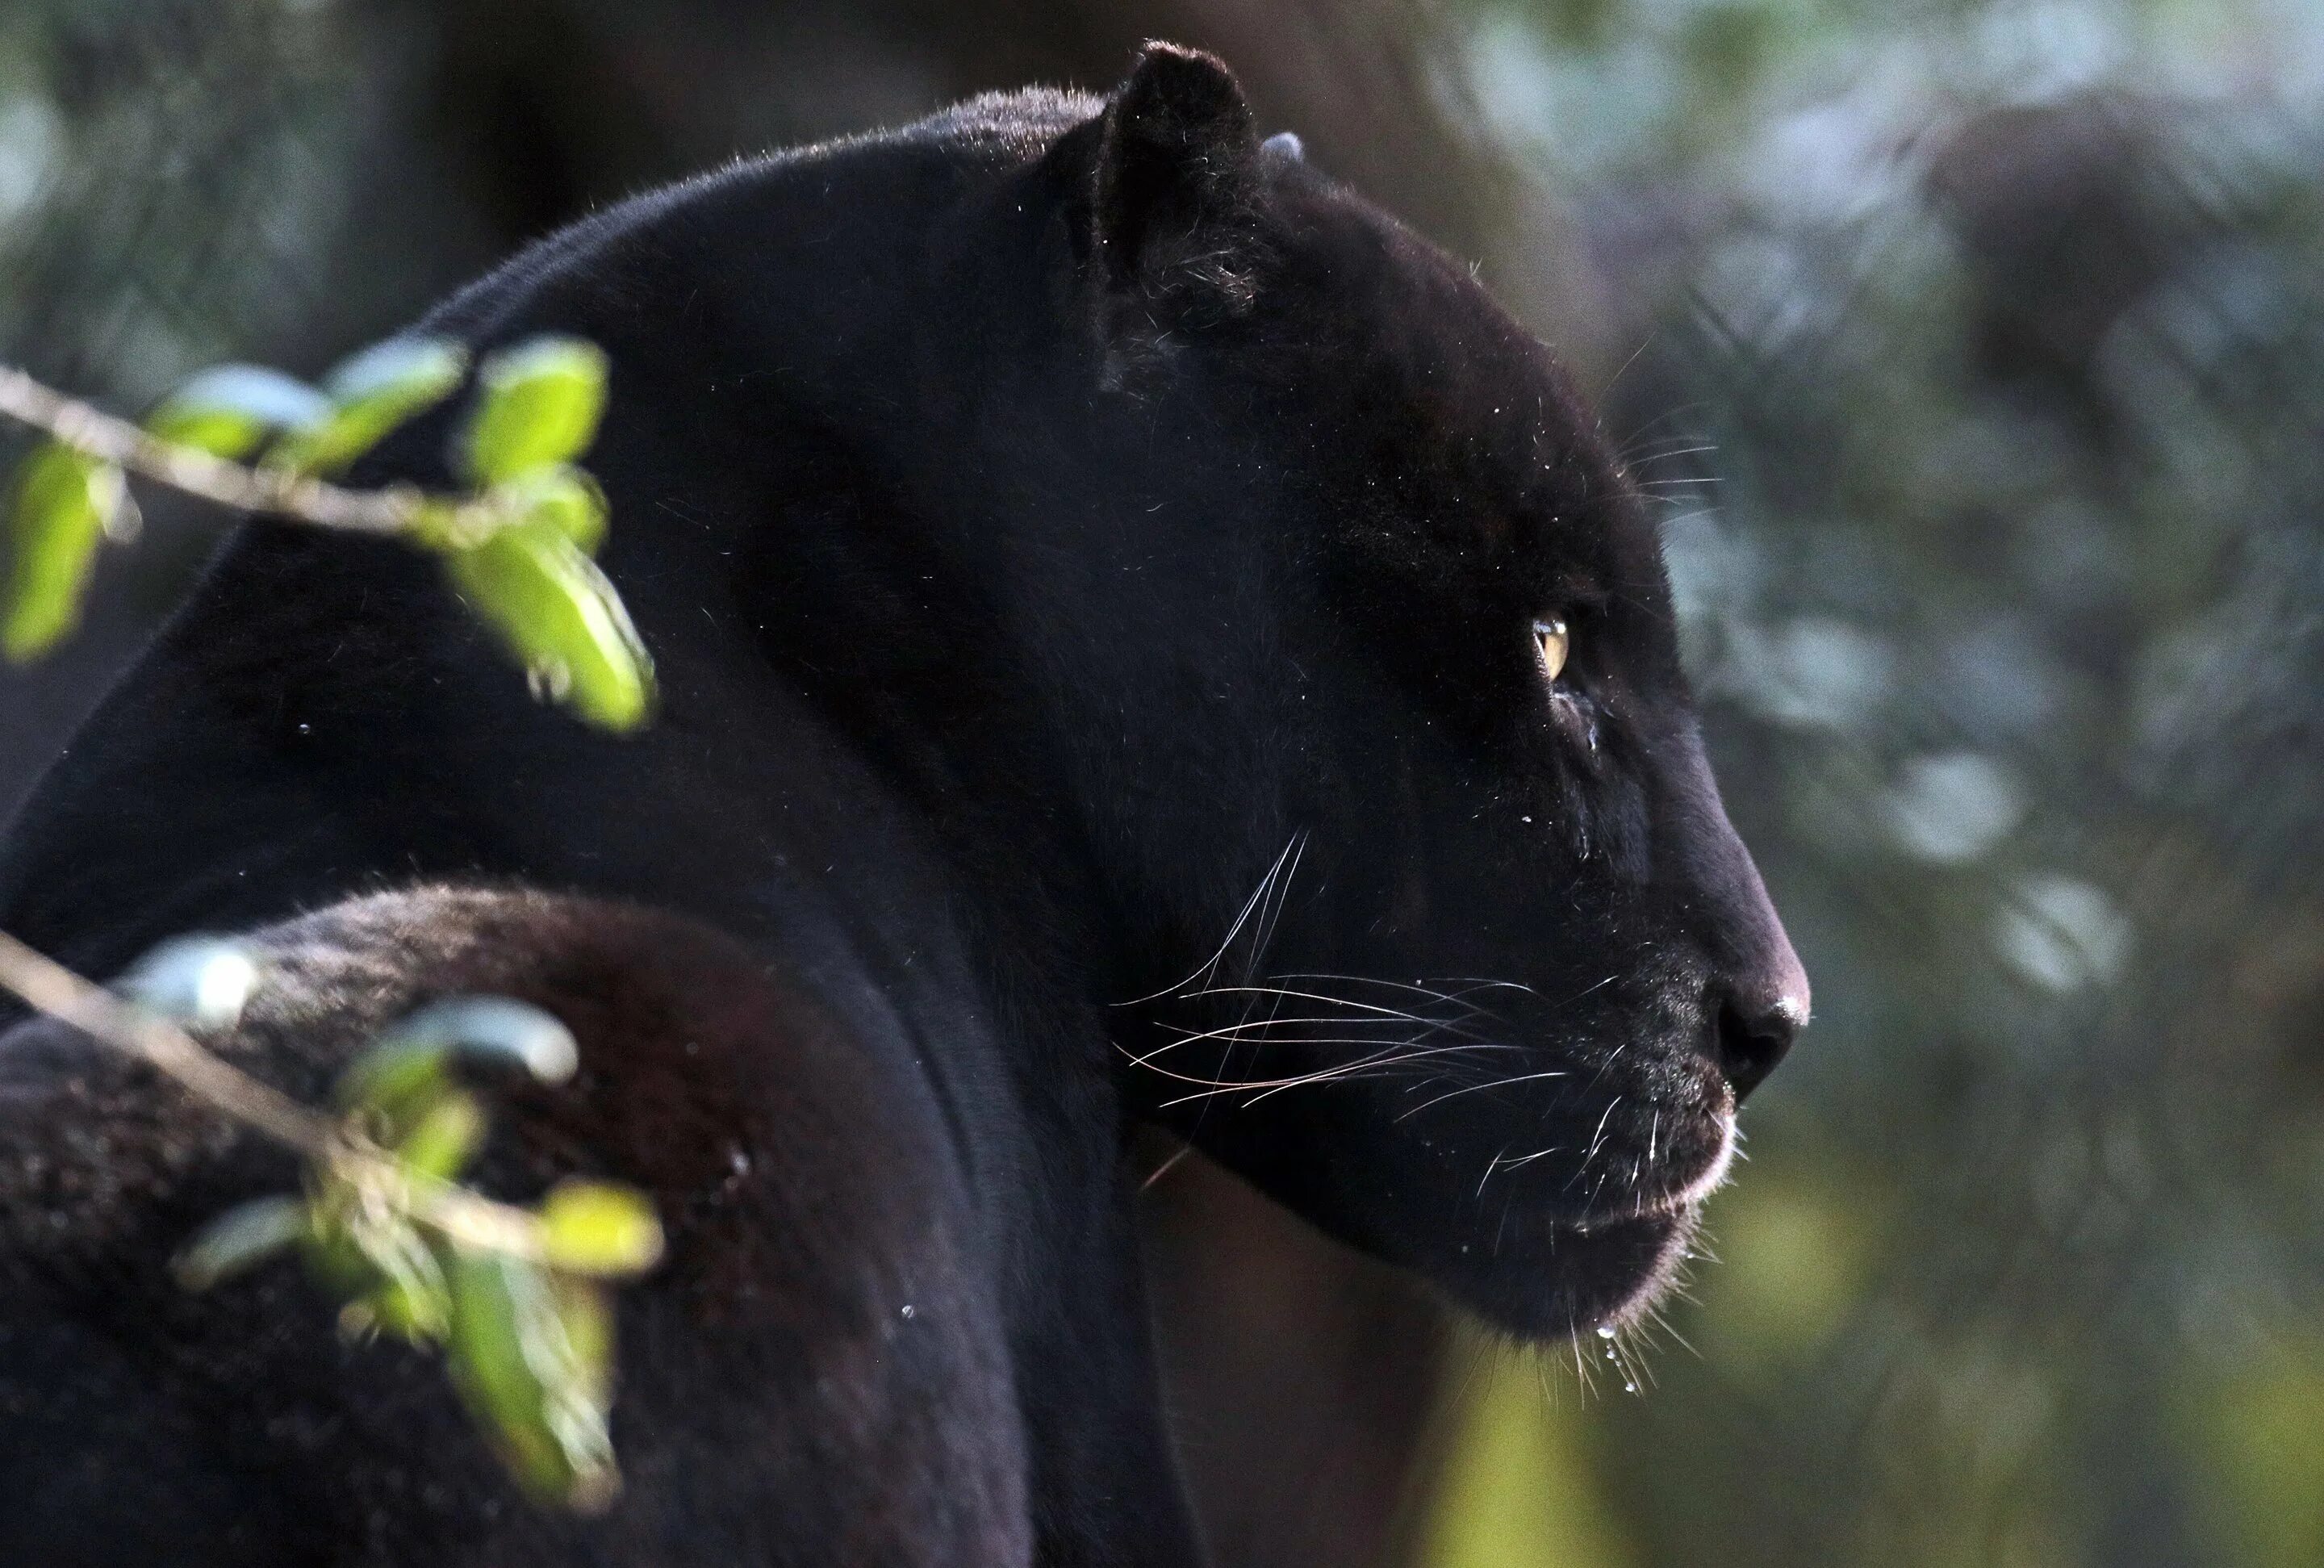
[1710,945,1809,1105]
[1664,729,1812,1104]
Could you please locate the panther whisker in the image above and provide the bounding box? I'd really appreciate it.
[1247,831,1307,979]
[1215,833,1308,1110]
[1137,1012,1491,1055]
[1580,1039,1630,1096]
[1124,1033,1515,1072]
[1138,1141,1196,1192]
[1566,1097,1624,1192]
[1264,972,1530,1015]
[1173,984,1452,1024]
[1478,1143,1515,1197]
[1609,1328,1653,1394]
[1560,972,1619,1006]
[1139,1041,1515,1107]
[1124,1035,1503,1088]
[1624,440,1715,462]
[1236,1043,1519,1106]
[1165,1004,1493,1036]
[1649,1304,1699,1359]
[1395,1066,1570,1121]
[1113,831,1302,1006]
[1652,506,1720,531]
[1471,1140,1565,1194]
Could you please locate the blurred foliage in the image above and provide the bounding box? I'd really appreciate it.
[1422,1330,1642,1567]
[4,0,2324,1562]
[1,329,651,728]
[127,939,665,1512]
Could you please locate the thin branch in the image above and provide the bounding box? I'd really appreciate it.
[0,928,544,1259]
[0,363,464,539]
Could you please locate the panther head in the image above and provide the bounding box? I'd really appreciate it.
[973,45,1811,1340]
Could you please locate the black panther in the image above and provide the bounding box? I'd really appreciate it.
[0,43,1807,1566]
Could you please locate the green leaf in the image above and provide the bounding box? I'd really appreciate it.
[548,1273,615,1415]
[2,442,127,660]
[336,996,579,1125]
[173,1194,309,1290]
[445,523,654,730]
[332,1036,454,1131]
[393,997,581,1084]
[322,336,469,412]
[300,1202,375,1298]
[491,463,608,555]
[303,1187,452,1342]
[395,1089,489,1182]
[347,1208,451,1340]
[459,337,609,486]
[537,1180,665,1278]
[446,1250,620,1511]
[270,337,468,477]
[345,1272,449,1344]
[144,366,331,461]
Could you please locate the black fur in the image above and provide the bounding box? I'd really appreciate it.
[0,44,1806,1565]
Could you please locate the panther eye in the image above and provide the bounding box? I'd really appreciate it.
[1535,617,1570,682]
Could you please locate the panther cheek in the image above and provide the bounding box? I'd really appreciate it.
[1550,692,1600,753]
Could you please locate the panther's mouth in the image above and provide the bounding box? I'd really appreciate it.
[1448,1101,1736,1341]
[1447,1202,1701,1341]
[1568,1102,1738,1234]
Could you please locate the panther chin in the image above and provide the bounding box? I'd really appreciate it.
[1444,1107,1737,1343]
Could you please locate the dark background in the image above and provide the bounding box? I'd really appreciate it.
[3,2,2322,1564]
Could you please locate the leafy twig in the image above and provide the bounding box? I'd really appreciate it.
[0,364,421,536]
[0,927,542,1258]
[0,924,665,1508]
[0,336,654,729]
[0,334,667,1507]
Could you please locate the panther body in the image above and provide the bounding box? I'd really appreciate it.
[0,45,1804,1565]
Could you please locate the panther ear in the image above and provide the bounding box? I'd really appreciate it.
[1089,43,1266,358]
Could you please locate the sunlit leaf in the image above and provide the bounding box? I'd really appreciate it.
[349,1256,455,1344]
[446,1249,619,1510]
[305,1184,452,1339]
[395,1089,490,1182]
[301,1214,387,1308]
[332,1037,454,1133]
[270,337,468,477]
[144,365,331,462]
[115,935,261,1031]
[492,462,608,555]
[550,1273,616,1417]
[445,522,654,730]
[343,1207,450,1341]
[537,1180,665,1278]
[459,337,609,486]
[173,1194,309,1290]
[336,996,579,1127]
[2,442,126,659]
[392,997,580,1085]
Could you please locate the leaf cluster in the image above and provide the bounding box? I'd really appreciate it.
[131,940,666,1512]
[2,334,653,730]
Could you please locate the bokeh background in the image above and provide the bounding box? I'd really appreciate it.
[3,2,2322,1565]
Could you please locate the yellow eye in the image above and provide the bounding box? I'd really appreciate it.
[1536,617,1570,682]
